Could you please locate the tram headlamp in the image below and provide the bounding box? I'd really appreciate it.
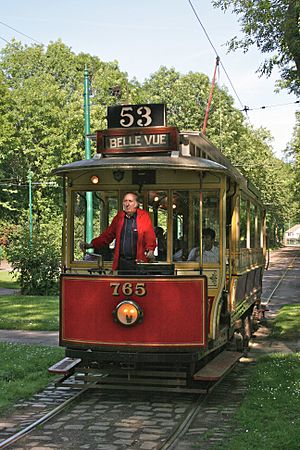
[113,300,143,326]
[90,175,99,184]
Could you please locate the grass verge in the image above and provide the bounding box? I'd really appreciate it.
[0,295,59,330]
[0,343,64,415]
[0,270,19,290]
[270,304,300,340]
[217,352,300,450]
[212,304,300,450]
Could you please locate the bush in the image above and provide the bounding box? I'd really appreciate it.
[6,220,61,295]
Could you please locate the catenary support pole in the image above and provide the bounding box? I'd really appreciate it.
[84,65,93,243]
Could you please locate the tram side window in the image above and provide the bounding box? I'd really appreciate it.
[250,203,256,248]
[148,191,168,261]
[72,191,118,262]
[257,208,263,248]
[239,196,247,248]
[172,190,192,262]
[201,192,220,263]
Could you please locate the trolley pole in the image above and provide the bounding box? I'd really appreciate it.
[84,65,93,244]
[27,168,33,244]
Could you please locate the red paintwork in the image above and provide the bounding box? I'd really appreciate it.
[61,275,207,348]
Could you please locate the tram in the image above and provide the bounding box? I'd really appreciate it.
[49,103,266,392]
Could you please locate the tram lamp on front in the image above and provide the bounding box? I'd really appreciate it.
[90,175,99,184]
[113,300,143,326]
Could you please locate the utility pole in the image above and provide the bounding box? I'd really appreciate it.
[84,65,93,244]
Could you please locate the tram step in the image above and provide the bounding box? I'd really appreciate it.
[193,351,241,381]
[48,357,81,374]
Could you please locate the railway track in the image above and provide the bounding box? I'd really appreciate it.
[0,388,87,449]
[0,359,249,450]
[0,360,252,450]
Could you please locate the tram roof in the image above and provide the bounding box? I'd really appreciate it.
[53,154,227,176]
[53,131,253,191]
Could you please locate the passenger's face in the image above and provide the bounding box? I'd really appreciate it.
[203,234,213,250]
[123,194,138,216]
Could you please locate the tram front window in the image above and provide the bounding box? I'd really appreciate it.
[172,190,220,264]
[148,191,168,261]
[72,191,118,262]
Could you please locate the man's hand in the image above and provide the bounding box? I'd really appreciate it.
[80,241,93,252]
[146,250,155,263]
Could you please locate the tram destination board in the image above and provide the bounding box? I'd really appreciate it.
[96,126,179,155]
[107,103,166,128]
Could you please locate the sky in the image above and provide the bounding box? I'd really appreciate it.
[0,0,299,158]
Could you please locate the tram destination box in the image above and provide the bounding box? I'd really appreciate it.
[96,126,179,155]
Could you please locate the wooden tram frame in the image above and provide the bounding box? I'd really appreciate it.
[50,104,266,392]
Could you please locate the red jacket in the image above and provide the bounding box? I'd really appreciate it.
[91,209,156,270]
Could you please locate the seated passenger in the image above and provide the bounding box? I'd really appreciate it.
[155,226,167,260]
[188,228,219,263]
[172,237,183,261]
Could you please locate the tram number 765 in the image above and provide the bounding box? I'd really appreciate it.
[110,282,147,297]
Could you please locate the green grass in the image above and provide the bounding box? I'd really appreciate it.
[0,295,59,331]
[0,270,19,289]
[208,304,300,450]
[0,342,64,415]
[270,304,300,340]
[216,353,300,450]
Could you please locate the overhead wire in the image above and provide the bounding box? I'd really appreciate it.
[241,100,299,113]
[187,0,245,111]
[0,19,42,45]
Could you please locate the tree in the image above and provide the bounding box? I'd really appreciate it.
[212,0,300,96]
[0,40,134,223]
[285,112,300,222]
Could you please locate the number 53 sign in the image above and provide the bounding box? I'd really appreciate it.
[107,103,166,129]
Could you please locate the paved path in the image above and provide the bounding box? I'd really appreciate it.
[0,329,59,346]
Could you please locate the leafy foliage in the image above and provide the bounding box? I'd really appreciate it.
[6,219,61,295]
[0,39,296,258]
[0,40,132,223]
[212,0,300,96]
[285,111,300,223]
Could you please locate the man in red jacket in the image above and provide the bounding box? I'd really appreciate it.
[80,192,156,272]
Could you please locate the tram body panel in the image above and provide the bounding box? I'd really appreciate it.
[60,275,207,348]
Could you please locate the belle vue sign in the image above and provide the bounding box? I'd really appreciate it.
[96,104,179,154]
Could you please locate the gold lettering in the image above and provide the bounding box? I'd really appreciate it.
[122,282,133,296]
[110,282,120,296]
[135,283,146,296]
[110,282,147,296]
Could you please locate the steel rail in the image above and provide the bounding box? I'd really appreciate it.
[0,387,89,449]
[158,393,209,450]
